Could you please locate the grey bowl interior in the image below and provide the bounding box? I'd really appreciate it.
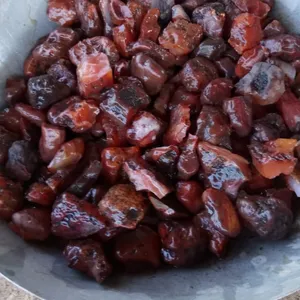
[1,1,300,300]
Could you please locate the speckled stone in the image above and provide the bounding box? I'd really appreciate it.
[0,275,40,300]
[285,293,300,300]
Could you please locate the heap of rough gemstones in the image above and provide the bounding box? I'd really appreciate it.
[1,0,300,283]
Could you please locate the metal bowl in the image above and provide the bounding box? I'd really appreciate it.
[1,1,300,299]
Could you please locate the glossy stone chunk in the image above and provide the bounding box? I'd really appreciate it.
[77,53,113,99]
[114,226,161,270]
[26,183,56,206]
[237,192,293,240]
[235,46,269,78]
[261,34,300,62]
[264,20,285,38]
[75,0,103,37]
[202,188,241,238]
[277,91,300,133]
[27,75,71,110]
[172,5,190,22]
[48,138,85,173]
[101,147,140,184]
[0,174,23,221]
[131,53,168,96]
[215,57,237,79]
[6,141,39,182]
[164,104,191,146]
[229,13,263,54]
[140,8,161,42]
[39,123,66,163]
[149,194,189,220]
[9,208,51,241]
[153,83,175,118]
[128,39,177,69]
[4,77,26,106]
[51,192,106,239]
[231,0,270,18]
[124,157,172,199]
[109,0,134,26]
[47,0,78,26]
[193,37,227,60]
[176,181,203,214]
[15,103,46,127]
[64,239,112,282]
[159,220,208,266]
[145,145,180,180]
[223,96,252,137]
[195,211,229,257]
[170,87,200,115]
[200,78,233,106]
[67,149,101,197]
[98,184,147,229]
[48,96,99,133]
[100,82,151,126]
[235,62,285,106]
[197,142,251,198]
[0,126,19,165]
[127,112,164,147]
[252,113,287,143]
[192,2,225,38]
[196,106,231,149]
[159,19,203,56]
[69,36,120,67]
[249,139,297,179]
[180,57,218,92]
[177,134,199,180]
[113,23,135,57]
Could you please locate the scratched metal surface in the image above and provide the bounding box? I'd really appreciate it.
[1,0,300,300]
